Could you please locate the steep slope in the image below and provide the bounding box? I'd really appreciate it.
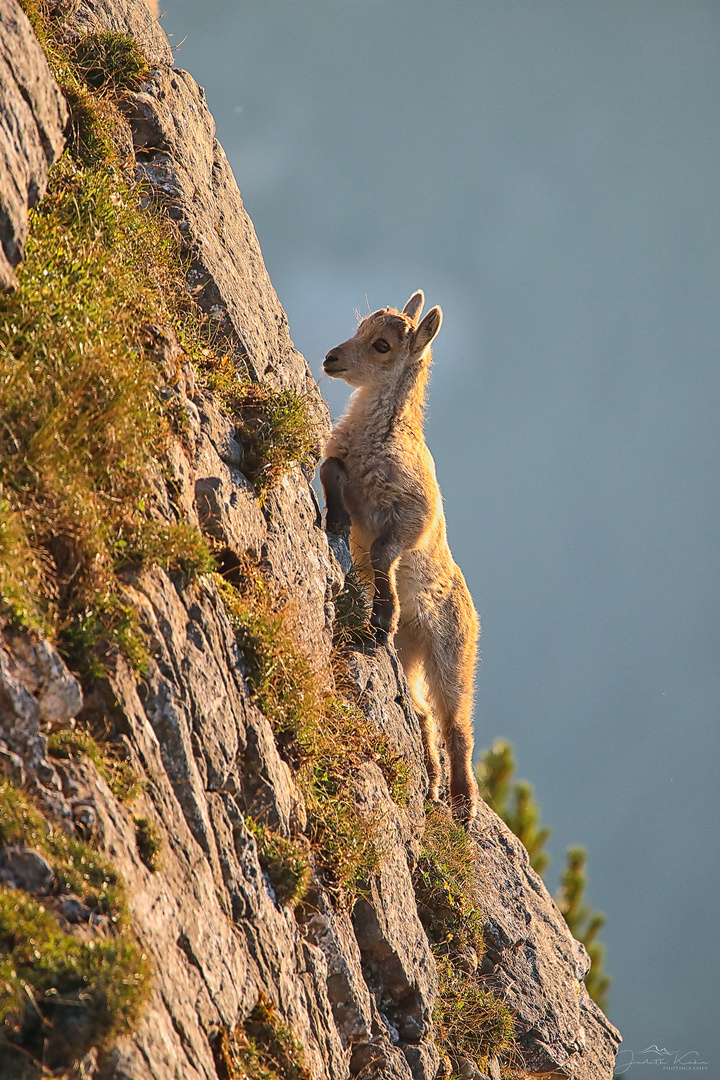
[0,1,621,1077]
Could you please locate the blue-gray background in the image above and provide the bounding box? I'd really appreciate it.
[161,1,719,1070]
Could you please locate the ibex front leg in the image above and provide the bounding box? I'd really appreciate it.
[319,457,351,541]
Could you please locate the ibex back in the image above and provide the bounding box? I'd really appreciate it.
[320,291,479,821]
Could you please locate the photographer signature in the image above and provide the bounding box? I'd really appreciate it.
[615,1046,709,1074]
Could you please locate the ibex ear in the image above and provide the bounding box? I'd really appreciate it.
[402,290,424,322]
[414,306,442,352]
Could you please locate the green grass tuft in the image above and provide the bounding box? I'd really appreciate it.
[47,729,142,803]
[60,594,152,679]
[0,889,150,1068]
[202,358,322,499]
[0,151,204,659]
[115,520,216,578]
[0,497,49,631]
[331,565,374,647]
[215,567,316,735]
[413,806,517,1073]
[0,781,150,1068]
[20,2,132,165]
[414,804,485,962]
[434,956,515,1073]
[0,781,124,915]
[214,994,310,1080]
[133,816,162,872]
[246,820,310,908]
[70,30,151,94]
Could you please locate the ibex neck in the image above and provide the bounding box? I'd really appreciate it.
[353,357,430,436]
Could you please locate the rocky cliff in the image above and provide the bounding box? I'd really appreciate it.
[0,1,621,1078]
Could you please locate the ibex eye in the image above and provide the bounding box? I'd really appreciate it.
[373,338,391,353]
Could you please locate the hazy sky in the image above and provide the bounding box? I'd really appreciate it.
[161,2,720,1070]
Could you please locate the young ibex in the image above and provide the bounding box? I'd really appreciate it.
[320,291,479,821]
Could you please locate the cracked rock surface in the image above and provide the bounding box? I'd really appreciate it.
[0,0,68,290]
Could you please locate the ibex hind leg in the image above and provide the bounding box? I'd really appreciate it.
[442,709,478,824]
[416,697,442,803]
[424,630,478,824]
[394,624,442,801]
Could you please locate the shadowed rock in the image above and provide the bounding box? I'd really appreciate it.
[0,0,67,290]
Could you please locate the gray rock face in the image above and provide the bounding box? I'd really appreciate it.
[471,803,621,1079]
[119,63,327,424]
[0,846,54,894]
[0,0,68,290]
[352,766,437,1044]
[301,901,374,1047]
[0,625,82,769]
[3,626,83,724]
[0,2,621,1078]
[113,46,338,657]
[345,648,429,836]
[161,360,338,660]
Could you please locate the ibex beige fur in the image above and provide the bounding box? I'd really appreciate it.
[320,291,479,821]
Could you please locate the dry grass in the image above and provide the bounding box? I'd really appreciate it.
[47,728,142,803]
[215,568,410,903]
[1,8,217,671]
[412,806,517,1074]
[214,994,310,1080]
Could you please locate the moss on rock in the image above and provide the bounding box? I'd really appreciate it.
[0,781,150,1071]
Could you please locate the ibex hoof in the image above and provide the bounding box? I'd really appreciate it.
[373,626,389,647]
[453,801,478,830]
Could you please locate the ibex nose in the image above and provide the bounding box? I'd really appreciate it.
[323,350,344,373]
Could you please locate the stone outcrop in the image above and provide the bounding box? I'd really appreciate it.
[117,53,327,418]
[0,1,621,1077]
[474,803,621,1077]
[0,0,68,290]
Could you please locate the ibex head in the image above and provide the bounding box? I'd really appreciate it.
[323,290,443,390]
